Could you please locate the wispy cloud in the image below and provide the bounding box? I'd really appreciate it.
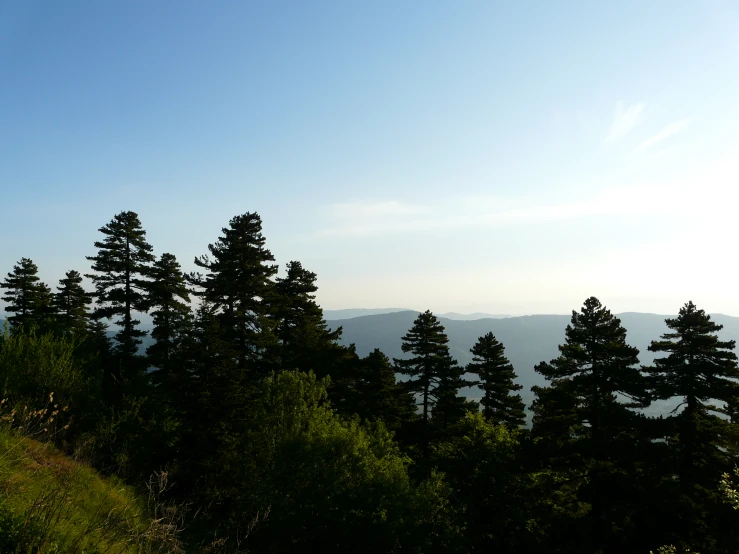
[313,151,739,239]
[640,119,690,150]
[314,189,667,238]
[605,101,645,142]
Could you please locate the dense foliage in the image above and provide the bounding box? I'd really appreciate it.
[1,209,738,553]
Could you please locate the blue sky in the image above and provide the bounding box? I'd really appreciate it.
[2,1,739,315]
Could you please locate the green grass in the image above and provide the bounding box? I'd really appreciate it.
[0,426,180,553]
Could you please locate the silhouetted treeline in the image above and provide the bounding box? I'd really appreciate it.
[1,209,738,553]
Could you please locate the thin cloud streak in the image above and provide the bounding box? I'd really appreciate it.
[640,119,690,150]
[314,188,670,238]
[313,144,739,239]
[314,158,739,239]
[606,101,645,142]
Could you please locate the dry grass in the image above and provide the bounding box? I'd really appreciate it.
[0,395,185,553]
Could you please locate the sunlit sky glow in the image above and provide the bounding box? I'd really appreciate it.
[2,1,739,316]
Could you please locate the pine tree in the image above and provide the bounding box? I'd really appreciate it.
[646,301,739,492]
[84,319,114,369]
[86,211,155,357]
[432,353,475,429]
[467,332,526,428]
[351,348,417,432]
[394,311,471,450]
[145,253,191,378]
[190,212,278,377]
[33,281,56,333]
[1,258,52,330]
[394,311,449,426]
[54,270,91,336]
[164,300,255,500]
[532,297,648,438]
[531,296,650,553]
[271,260,344,375]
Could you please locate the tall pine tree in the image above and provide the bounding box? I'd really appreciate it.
[271,260,344,375]
[394,311,450,426]
[467,332,526,428]
[145,253,191,378]
[394,311,471,451]
[190,212,278,377]
[531,296,649,554]
[646,301,739,487]
[86,211,155,401]
[645,301,739,552]
[86,211,155,359]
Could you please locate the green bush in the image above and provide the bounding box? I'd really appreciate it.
[210,370,462,553]
[0,328,87,411]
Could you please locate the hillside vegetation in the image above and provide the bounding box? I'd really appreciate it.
[0,424,180,553]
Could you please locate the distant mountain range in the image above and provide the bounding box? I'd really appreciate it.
[437,312,513,320]
[323,309,412,320]
[322,309,512,321]
[327,310,739,419]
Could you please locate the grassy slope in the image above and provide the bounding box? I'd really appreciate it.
[0,426,162,553]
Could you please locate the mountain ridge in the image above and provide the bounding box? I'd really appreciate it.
[323,309,514,321]
[327,310,739,418]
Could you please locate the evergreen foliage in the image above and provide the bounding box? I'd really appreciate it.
[0,257,51,330]
[432,358,476,429]
[160,300,260,506]
[33,281,56,334]
[349,348,417,433]
[432,412,587,553]
[271,260,344,376]
[646,301,739,477]
[531,296,650,553]
[145,253,190,377]
[394,311,472,451]
[190,212,278,377]
[645,302,739,550]
[54,270,91,336]
[85,211,155,359]
[467,332,526,427]
[84,319,114,362]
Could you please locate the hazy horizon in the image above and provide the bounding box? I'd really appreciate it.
[7,305,739,325]
[323,299,739,319]
[3,2,739,317]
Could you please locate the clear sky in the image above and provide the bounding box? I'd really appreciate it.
[2,1,739,316]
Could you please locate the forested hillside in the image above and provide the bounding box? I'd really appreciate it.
[1,209,739,553]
